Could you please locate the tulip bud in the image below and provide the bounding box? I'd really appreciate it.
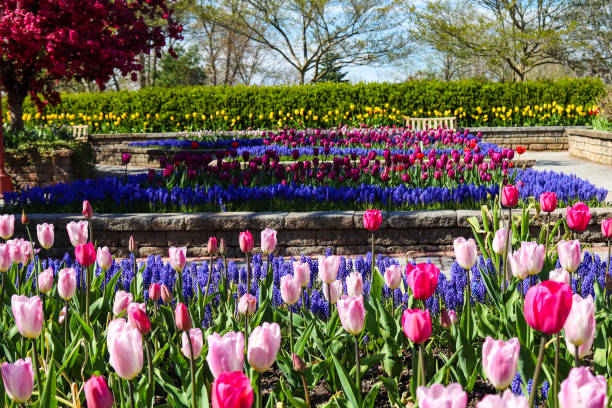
[128,235,136,253]
[566,202,592,232]
[36,223,54,250]
[346,272,364,296]
[261,228,277,254]
[238,293,257,316]
[161,284,173,303]
[127,303,151,335]
[292,354,306,372]
[501,185,519,208]
[406,263,439,300]
[239,230,254,254]
[96,246,113,271]
[440,309,457,329]
[337,295,365,335]
[207,237,218,255]
[82,200,94,219]
[169,246,187,273]
[363,209,382,231]
[219,238,226,256]
[482,336,520,390]
[84,375,114,408]
[383,264,402,290]
[181,328,203,359]
[11,295,43,339]
[113,290,133,316]
[539,192,557,213]
[21,209,28,225]
[149,283,161,301]
[602,218,612,238]
[38,268,54,294]
[248,322,281,372]
[175,302,192,331]
[401,308,431,344]
[206,331,245,378]
[0,214,15,240]
[58,268,77,300]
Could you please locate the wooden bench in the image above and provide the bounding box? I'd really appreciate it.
[405,116,456,131]
[72,125,89,141]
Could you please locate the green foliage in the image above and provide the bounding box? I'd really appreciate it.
[155,45,207,87]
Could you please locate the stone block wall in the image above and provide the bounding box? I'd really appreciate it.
[5,149,74,190]
[568,129,612,166]
[14,209,612,258]
[472,126,583,151]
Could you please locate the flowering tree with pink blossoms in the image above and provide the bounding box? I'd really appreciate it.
[0,0,182,130]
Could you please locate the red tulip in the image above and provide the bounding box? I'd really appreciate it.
[82,200,94,219]
[501,185,519,208]
[363,209,382,231]
[406,263,439,300]
[175,303,192,331]
[524,281,573,335]
[516,146,526,155]
[566,202,591,232]
[75,242,96,267]
[401,309,431,344]
[211,371,253,408]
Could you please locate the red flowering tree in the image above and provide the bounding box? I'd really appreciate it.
[0,0,182,130]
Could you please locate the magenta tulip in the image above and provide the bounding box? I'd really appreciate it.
[406,263,439,300]
[1,357,34,403]
[384,264,402,289]
[564,294,595,359]
[401,309,432,344]
[82,200,94,219]
[524,281,573,335]
[260,228,277,254]
[549,268,571,285]
[417,383,467,408]
[84,375,114,408]
[238,294,257,316]
[566,202,591,232]
[346,271,363,296]
[122,153,131,164]
[363,209,382,231]
[477,390,528,408]
[602,218,612,238]
[239,230,254,254]
[206,331,245,377]
[453,237,477,270]
[440,309,457,329]
[482,337,520,390]
[112,290,133,316]
[96,246,113,271]
[207,237,218,255]
[322,280,342,305]
[38,268,54,294]
[501,185,519,208]
[58,268,77,300]
[75,242,96,267]
[559,367,607,408]
[127,302,151,335]
[318,255,340,283]
[169,246,187,272]
[148,283,161,301]
[558,240,581,273]
[248,322,281,373]
[280,275,301,305]
[11,295,43,339]
[175,302,192,331]
[66,220,88,247]
[36,223,54,250]
[107,319,143,380]
[539,192,557,213]
[337,295,365,335]
[292,261,311,287]
[211,371,254,408]
[0,214,15,240]
[181,328,203,359]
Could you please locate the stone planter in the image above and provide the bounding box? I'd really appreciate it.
[567,128,612,166]
[5,148,74,190]
[472,126,587,151]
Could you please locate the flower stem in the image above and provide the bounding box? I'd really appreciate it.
[574,345,580,367]
[289,307,294,355]
[244,315,249,352]
[545,212,551,252]
[418,343,426,387]
[354,335,361,395]
[502,208,512,288]
[371,232,375,277]
[554,333,559,408]
[85,264,91,326]
[187,333,197,408]
[145,337,154,408]
[529,335,547,408]
[127,379,135,408]
[32,339,42,398]
[300,373,311,407]
[327,284,332,321]
[257,373,262,408]
[246,253,251,294]
[64,299,70,347]
[204,255,214,300]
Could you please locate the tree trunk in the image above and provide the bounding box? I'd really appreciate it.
[139,53,147,89]
[6,88,27,131]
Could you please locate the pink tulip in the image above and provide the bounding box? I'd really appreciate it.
[219,238,227,255]
[76,242,96,267]
[161,284,172,303]
[482,337,520,390]
[346,271,363,296]
[211,371,254,408]
[564,295,595,357]
[84,375,114,408]
[363,209,382,231]
[292,261,311,287]
[107,319,143,380]
[260,228,277,254]
[238,294,257,316]
[558,240,581,273]
[322,280,342,305]
[0,244,11,272]
[559,367,607,408]
[401,309,432,344]
[66,220,88,247]
[206,331,245,378]
[524,281,573,335]
[38,267,54,294]
[8,239,31,265]
[318,255,340,283]
[82,200,94,219]
[539,192,557,213]
[406,263,439,300]
[182,328,203,359]
[453,237,478,270]
[11,295,43,339]
[1,357,34,403]
[36,223,54,250]
[175,302,192,331]
[148,283,161,301]
[58,268,77,300]
[280,275,301,305]
[440,309,457,329]
[602,218,612,238]
[239,230,254,254]
[96,246,113,271]
[169,246,187,272]
[207,237,218,255]
[337,295,365,335]
[248,322,281,372]
[501,185,519,208]
[417,383,467,408]
[384,264,402,289]
[113,290,133,316]
[492,228,510,255]
[0,214,15,240]
[549,268,571,285]
[129,235,136,253]
[507,241,545,279]
[127,302,151,335]
[59,306,67,324]
[566,202,591,232]
[477,390,528,408]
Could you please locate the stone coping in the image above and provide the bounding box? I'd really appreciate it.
[567,128,612,141]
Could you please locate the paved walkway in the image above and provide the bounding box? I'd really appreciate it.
[520,151,612,202]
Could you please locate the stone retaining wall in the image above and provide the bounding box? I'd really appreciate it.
[472,126,586,151]
[15,209,612,258]
[5,149,74,190]
[568,129,612,166]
